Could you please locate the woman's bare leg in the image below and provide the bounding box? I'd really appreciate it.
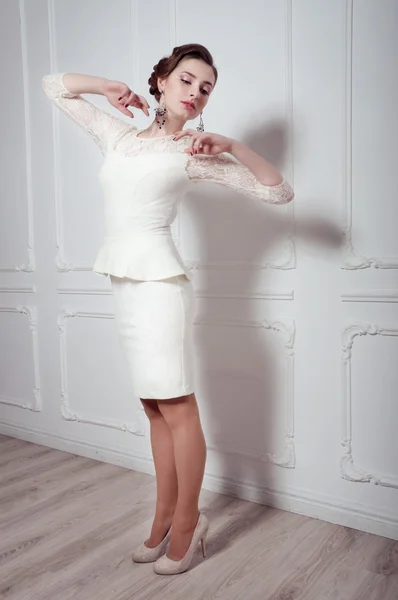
[157,392,207,560]
[140,398,179,547]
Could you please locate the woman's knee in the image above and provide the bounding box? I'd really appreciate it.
[156,393,199,429]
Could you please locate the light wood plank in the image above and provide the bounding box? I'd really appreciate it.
[0,436,397,600]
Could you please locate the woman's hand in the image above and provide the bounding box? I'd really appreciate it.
[103,80,150,118]
[173,130,234,156]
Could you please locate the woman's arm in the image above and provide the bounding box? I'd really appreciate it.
[60,73,148,118]
[174,130,294,204]
[186,151,294,205]
[60,73,107,96]
[42,73,136,153]
[228,140,284,186]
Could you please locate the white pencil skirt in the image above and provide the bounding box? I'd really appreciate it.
[110,274,196,400]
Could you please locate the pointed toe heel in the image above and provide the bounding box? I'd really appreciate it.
[131,526,172,563]
[153,512,209,575]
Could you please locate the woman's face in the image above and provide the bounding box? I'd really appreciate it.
[158,58,216,121]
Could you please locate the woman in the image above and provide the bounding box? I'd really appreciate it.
[42,43,294,575]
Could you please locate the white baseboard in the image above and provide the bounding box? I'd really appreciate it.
[1,420,397,541]
[0,420,156,476]
[202,472,398,541]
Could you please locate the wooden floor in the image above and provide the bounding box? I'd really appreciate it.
[0,434,397,600]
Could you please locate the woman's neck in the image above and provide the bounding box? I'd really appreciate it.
[138,117,186,139]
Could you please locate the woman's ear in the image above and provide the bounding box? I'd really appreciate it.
[157,77,164,94]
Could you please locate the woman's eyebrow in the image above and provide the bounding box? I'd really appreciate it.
[181,71,214,88]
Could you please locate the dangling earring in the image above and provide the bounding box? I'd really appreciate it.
[196,111,204,132]
[154,93,167,129]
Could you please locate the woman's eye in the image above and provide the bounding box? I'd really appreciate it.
[181,78,209,95]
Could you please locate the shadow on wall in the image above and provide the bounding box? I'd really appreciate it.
[183,118,344,500]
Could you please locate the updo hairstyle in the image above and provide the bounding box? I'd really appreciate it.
[148,43,218,103]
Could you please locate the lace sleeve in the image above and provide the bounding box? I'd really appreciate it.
[42,73,133,154]
[186,153,294,204]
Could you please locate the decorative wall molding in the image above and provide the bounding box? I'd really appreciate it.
[0,305,42,411]
[341,322,398,488]
[194,290,294,301]
[130,0,140,95]
[57,287,113,296]
[47,0,93,273]
[197,316,296,468]
[168,0,177,51]
[57,309,146,435]
[341,0,398,270]
[0,286,36,294]
[342,291,398,303]
[48,0,69,272]
[0,0,35,273]
[184,244,296,274]
[56,286,294,301]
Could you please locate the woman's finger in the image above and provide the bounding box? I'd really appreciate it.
[195,142,207,154]
[184,141,196,155]
[121,106,134,118]
[138,102,149,116]
[189,134,201,154]
[138,95,150,116]
[119,96,134,117]
[132,96,145,113]
[191,137,199,152]
[192,136,206,153]
[128,91,137,105]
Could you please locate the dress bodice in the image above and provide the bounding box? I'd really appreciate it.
[42,73,294,281]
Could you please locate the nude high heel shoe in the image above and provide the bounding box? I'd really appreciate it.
[153,512,209,575]
[131,526,172,563]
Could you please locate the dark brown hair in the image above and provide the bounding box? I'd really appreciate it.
[148,43,218,103]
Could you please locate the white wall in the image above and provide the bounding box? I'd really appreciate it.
[1,0,397,540]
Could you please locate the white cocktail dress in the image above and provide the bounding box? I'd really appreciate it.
[43,73,294,399]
